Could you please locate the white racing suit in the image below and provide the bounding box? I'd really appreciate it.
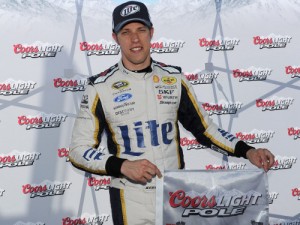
[69,60,253,225]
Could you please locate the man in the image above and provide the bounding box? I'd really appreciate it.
[69,1,275,225]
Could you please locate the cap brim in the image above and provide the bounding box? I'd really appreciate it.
[114,18,152,33]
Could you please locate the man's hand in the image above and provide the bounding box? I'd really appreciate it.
[120,159,162,184]
[246,148,275,172]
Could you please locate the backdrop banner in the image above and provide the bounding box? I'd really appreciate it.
[156,169,269,225]
[1,0,299,224]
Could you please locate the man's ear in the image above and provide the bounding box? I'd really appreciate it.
[112,32,119,45]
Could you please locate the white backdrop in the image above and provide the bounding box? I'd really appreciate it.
[0,0,299,224]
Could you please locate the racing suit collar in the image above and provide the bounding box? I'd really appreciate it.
[118,59,154,79]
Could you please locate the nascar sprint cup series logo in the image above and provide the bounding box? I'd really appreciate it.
[253,34,292,49]
[199,36,240,51]
[0,150,41,168]
[13,41,63,59]
[80,40,120,56]
[151,38,185,53]
[18,112,67,130]
[0,79,36,96]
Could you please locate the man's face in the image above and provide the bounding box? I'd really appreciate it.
[113,22,154,71]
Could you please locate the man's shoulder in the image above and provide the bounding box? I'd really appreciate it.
[88,63,119,85]
[152,60,182,74]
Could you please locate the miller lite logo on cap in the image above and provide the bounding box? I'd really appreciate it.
[120,4,140,17]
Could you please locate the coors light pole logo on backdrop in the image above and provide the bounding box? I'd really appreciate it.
[285,65,300,78]
[288,127,300,140]
[0,151,41,168]
[256,96,294,111]
[205,162,246,170]
[87,176,111,191]
[62,213,110,225]
[292,186,300,200]
[180,137,208,150]
[271,155,297,170]
[151,38,185,54]
[53,76,88,92]
[235,129,275,144]
[198,36,240,51]
[79,40,120,56]
[58,147,70,162]
[22,180,71,198]
[232,67,272,82]
[185,70,219,85]
[253,34,292,49]
[202,100,242,116]
[18,113,67,130]
[0,79,36,96]
[13,41,63,59]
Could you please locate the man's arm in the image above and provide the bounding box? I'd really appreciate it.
[69,84,112,175]
[178,75,274,171]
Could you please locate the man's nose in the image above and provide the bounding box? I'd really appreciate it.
[131,33,139,42]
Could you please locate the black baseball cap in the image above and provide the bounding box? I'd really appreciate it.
[112,1,153,33]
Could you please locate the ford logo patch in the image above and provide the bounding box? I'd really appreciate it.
[114,93,132,103]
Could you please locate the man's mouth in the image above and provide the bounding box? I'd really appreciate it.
[131,47,142,51]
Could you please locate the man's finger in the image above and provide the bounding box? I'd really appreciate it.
[261,149,275,171]
[261,158,272,171]
[143,160,162,178]
[143,172,154,181]
[140,177,148,185]
[156,167,162,178]
[146,166,162,179]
